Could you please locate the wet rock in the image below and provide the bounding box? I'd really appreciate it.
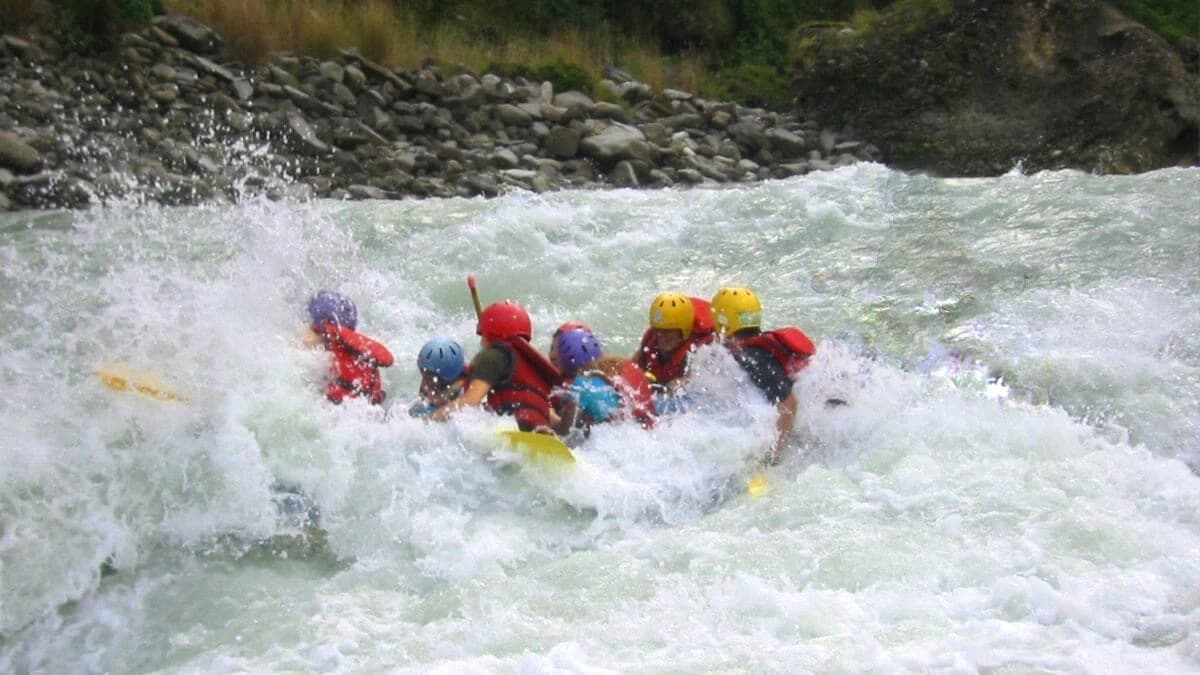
[0,131,42,173]
[319,61,344,83]
[286,113,330,155]
[610,160,639,187]
[543,126,581,159]
[230,78,254,101]
[553,91,594,112]
[579,122,651,166]
[766,127,807,158]
[592,101,627,122]
[154,15,224,55]
[348,184,389,199]
[494,104,533,126]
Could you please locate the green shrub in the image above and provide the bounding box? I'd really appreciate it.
[490,56,596,94]
[709,62,792,110]
[531,57,596,94]
[1110,0,1199,47]
[56,0,156,49]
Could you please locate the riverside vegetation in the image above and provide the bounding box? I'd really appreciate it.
[0,0,1195,210]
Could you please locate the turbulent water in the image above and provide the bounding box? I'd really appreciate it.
[1,165,1197,673]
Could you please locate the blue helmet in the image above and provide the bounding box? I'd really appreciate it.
[307,291,357,330]
[555,328,603,373]
[418,337,465,381]
[573,374,620,422]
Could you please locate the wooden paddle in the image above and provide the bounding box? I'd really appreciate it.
[467,275,484,318]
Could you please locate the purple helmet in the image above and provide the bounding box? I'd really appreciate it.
[307,291,357,330]
[555,328,603,373]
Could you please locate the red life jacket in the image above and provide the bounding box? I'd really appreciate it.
[635,323,717,385]
[634,295,717,384]
[484,338,561,432]
[741,327,816,377]
[691,297,716,338]
[613,360,656,429]
[321,323,395,405]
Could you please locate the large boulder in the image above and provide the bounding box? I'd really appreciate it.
[793,0,1199,175]
[579,122,652,167]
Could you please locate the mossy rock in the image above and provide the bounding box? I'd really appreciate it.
[793,0,1199,175]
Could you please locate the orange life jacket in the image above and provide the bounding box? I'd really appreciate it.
[321,323,394,405]
[484,338,561,431]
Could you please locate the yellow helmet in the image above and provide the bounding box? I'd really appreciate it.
[712,286,762,336]
[649,292,695,339]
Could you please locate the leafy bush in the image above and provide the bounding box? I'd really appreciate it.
[531,57,596,94]
[1110,0,1199,47]
[489,56,596,94]
[709,62,792,110]
[56,0,156,49]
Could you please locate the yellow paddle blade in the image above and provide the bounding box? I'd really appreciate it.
[747,472,770,497]
[497,429,575,464]
[96,365,186,402]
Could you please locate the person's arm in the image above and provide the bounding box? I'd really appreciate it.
[764,391,797,465]
[550,393,578,436]
[429,379,491,421]
[429,345,510,421]
[328,325,394,366]
[737,346,796,465]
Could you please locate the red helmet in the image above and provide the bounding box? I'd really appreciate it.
[477,301,532,342]
[552,320,591,340]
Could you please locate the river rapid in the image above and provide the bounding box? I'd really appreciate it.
[2,165,1198,673]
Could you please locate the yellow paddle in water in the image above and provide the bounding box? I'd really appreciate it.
[747,471,770,497]
[95,364,186,402]
[497,429,576,464]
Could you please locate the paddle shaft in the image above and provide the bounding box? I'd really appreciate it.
[467,276,484,318]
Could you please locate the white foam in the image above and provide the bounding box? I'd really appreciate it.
[2,169,1198,672]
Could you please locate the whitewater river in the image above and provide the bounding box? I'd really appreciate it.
[2,165,1197,673]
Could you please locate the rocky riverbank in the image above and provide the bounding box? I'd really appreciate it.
[0,15,881,212]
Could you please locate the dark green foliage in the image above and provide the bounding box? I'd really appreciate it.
[710,62,792,110]
[488,57,597,94]
[353,1,908,109]
[531,57,597,94]
[54,0,155,49]
[406,0,608,32]
[1109,0,1199,47]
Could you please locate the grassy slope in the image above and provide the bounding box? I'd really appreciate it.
[1,0,1193,109]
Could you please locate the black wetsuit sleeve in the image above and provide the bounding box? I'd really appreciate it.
[736,345,794,404]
